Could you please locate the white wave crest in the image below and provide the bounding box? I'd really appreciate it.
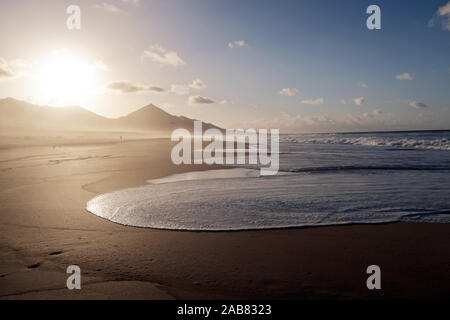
[282,133,450,150]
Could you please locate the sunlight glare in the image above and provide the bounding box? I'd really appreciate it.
[35,50,98,107]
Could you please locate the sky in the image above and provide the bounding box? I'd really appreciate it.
[0,0,449,133]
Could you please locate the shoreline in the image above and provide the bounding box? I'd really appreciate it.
[1,138,449,299]
[86,166,449,232]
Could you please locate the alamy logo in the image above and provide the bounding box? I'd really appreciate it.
[366,5,381,30]
[66,265,81,290]
[171,121,279,175]
[366,265,381,290]
[66,5,81,30]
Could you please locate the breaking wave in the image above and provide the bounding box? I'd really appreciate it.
[282,132,450,150]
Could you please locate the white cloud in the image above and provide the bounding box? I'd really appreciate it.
[353,97,366,106]
[189,79,206,89]
[439,2,450,15]
[301,97,324,105]
[279,88,298,97]
[0,58,14,78]
[231,109,401,132]
[188,95,215,105]
[0,58,30,79]
[120,0,140,6]
[228,40,247,48]
[244,113,333,129]
[395,72,413,80]
[94,0,139,13]
[93,3,123,13]
[344,110,387,125]
[409,101,428,109]
[372,109,383,115]
[429,2,450,31]
[106,81,164,93]
[362,109,382,119]
[356,82,368,88]
[142,45,185,67]
[170,79,206,95]
[92,60,108,71]
[170,84,190,95]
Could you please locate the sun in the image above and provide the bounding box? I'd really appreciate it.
[35,50,99,107]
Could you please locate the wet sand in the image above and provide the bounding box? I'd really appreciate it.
[0,138,449,299]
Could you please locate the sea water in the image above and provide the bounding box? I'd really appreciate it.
[86,130,450,230]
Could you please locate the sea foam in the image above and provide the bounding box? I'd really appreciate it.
[282,131,450,150]
[86,168,450,231]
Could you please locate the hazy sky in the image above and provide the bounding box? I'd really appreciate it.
[0,0,449,132]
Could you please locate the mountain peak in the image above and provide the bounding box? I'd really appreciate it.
[0,97,28,105]
[124,103,172,119]
[137,103,165,111]
[0,99,220,133]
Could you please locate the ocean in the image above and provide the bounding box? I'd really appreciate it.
[87,130,450,231]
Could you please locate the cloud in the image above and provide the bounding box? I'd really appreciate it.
[356,82,368,88]
[142,45,185,67]
[301,97,324,105]
[362,109,383,119]
[279,88,298,97]
[244,113,334,129]
[0,58,30,79]
[189,79,206,89]
[93,3,123,13]
[170,84,190,95]
[429,2,450,31]
[233,109,400,132]
[372,109,383,115]
[120,0,140,6]
[188,95,215,105]
[353,97,366,106]
[344,110,387,125]
[92,60,108,71]
[228,40,247,48]
[438,1,450,15]
[0,59,14,78]
[409,101,428,109]
[395,72,413,80]
[170,79,206,95]
[106,81,164,93]
[94,0,139,13]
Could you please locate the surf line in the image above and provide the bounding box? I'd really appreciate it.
[171,120,279,175]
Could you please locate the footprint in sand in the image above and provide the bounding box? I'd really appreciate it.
[27,263,41,269]
[49,251,63,256]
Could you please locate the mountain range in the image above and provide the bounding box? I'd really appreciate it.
[0,97,219,134]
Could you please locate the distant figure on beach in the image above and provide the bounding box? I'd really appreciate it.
[120,136,123,143]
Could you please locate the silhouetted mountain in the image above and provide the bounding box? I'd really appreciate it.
[0,98,220,134]
[113,103,218,132]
